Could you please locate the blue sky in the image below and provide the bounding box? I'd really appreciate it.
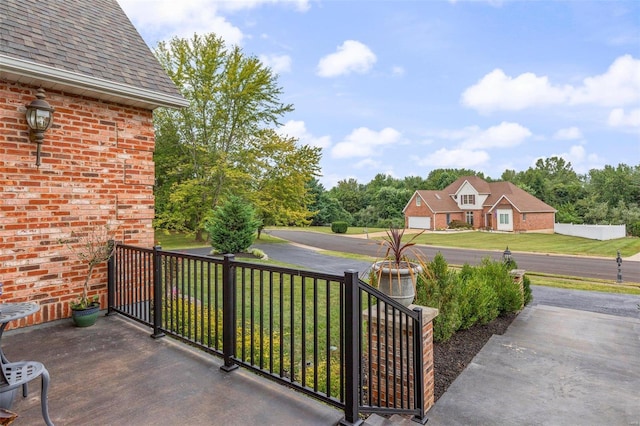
[118,0,640,188]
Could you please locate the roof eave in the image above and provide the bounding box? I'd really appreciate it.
[1,55,189,110]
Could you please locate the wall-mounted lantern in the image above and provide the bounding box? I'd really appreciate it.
[25,87,55,167]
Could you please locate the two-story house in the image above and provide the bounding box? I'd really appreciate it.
[403,176,556,232]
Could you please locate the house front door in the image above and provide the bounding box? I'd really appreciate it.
[497,209,513,231]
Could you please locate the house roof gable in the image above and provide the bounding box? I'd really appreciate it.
[485,181,556,213]
[403,190,460,213]
[0,0,187,110]
[443,176,491,195]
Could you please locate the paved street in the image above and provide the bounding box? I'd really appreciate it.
[187,230,640,319]
[267,230,640,282]
[249,236,640,320]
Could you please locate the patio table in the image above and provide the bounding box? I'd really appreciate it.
[0,303,39,362]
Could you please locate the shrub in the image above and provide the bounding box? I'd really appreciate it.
[416,254,462,342]
[522,275,533,305]
[477,258,524,314]
[448,220,473,230]
[415,254,525,342]
[457,264,499,329]
[206,195,261,254]
[331,221,348,233]
[629,221,640,237]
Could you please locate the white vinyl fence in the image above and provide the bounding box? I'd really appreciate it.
[554,223,626,240]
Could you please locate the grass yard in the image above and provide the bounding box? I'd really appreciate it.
[268,225,387,236]
[408,231,640,258]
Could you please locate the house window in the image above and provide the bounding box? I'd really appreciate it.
[446,213,451,225]
[466,211,474,226]
[416,197,421,207]
[522,213,527,222]
[461,194,475,205]
[499,213,510,225]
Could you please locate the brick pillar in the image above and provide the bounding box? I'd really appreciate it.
[363,303,438,414]
[509,269,526,309]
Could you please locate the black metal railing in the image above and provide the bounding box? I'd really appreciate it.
[108,244,427,424]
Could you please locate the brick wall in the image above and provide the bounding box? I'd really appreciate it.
[0,81,156,326]
[513,211,555,232]
[364,304,438,417]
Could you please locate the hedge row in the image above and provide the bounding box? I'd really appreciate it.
[415,253,532,342]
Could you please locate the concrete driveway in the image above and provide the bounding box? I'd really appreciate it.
[426,305,640,425]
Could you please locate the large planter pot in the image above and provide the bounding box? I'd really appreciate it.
[372,261,421,307]
[71,303,100,327]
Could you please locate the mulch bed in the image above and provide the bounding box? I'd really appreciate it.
[433,312,517,401]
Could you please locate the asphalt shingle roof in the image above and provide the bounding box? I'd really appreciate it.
[0,0,183,106]
[411,177,556,213]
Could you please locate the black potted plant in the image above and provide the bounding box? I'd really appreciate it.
[371,227,424,307]
[62,225,116,327]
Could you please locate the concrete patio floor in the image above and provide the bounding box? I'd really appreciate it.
[4,314,344,425]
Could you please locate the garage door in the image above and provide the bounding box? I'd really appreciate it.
[408,216,431,229]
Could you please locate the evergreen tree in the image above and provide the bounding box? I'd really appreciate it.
[206,196,260,254]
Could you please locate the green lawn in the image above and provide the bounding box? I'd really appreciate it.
[407,231,640,258]
[267,226,640,258]
[268,225,387,236]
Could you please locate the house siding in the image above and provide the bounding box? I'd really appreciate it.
[0,81,155,326]
[404,195,432,229]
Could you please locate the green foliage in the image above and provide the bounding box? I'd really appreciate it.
[522,275,533,305]
[628,221,640,237]
[416,253,527,342]
[424,168,485,190]
[331,221,348,233]
[153,33,320,239]
[476,258,524,314]
[416,254,462,342]
[206,196,260,254]
[448,219,473,229]
[379,227,423,265]
[457,264,499,329]
[309,179,353,226]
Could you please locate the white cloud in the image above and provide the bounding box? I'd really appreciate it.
[460,122,531,149]
[392,66,405,77]
[608,108,640,128]
[118,0,310,46]
[277,120,332,149]
[118,0,244,45]
[461,69,569,113]
[331,127,401,158]
[317,40,377,78]
[430,122,531,149]
[553,127,583,140]
[569,55,640,106]
[416,148,490,168]
[259,54,292,74]
[461,55,640,113]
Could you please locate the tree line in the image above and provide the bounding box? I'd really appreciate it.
[309,160,640,236]
[152,32,639,240]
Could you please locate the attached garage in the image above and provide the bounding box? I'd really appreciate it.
[407,216,431,229]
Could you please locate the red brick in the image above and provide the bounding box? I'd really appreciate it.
[0,80,156,326]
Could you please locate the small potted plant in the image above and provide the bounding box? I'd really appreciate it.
[62,225,116,327]
[371,227,424,307]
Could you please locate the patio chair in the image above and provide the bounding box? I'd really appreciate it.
[0,360,53,426]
